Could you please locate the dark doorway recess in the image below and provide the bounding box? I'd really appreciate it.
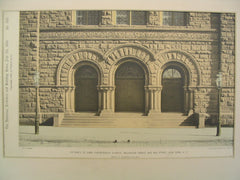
[75,65,98,112]
[115,62,145,112]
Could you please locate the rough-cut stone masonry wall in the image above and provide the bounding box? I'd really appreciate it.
[40,88,64,113]
[220,13,235,87]
[194,88,218,114]
[189,12,211,29]
[40,11,72,28]
[19,11,38,116]
[19,11,38,86]
[19,88,36,112]
[219,13,235,124]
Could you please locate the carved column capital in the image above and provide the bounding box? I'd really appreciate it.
[64,86,74,91]
[97,85,115,91]
[188,86,196,92]
[145,85,162,91]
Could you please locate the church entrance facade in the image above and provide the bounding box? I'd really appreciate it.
[19,11,235,128]
[60,49,196,119]
[54,47,199,128]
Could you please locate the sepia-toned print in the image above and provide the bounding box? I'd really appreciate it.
[16,10,235,158]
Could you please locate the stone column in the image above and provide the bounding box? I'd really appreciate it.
[145,88,149,115]
[64,87,70,113]
[145,86,162,116]
[188,87,195,115]
[97,85,115,116]
[65,86,75,113]
[69,87,75,113]
[184,86,189,115]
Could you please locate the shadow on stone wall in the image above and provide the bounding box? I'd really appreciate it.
[179,114,197,127]
[40,117,53,126]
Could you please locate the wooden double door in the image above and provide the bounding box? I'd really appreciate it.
[161,68,184,112]
[75,65,98,112]
[115,62,145,112]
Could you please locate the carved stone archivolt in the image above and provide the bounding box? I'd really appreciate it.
[158,50,201,86]
[115,61,145,79]
[57,47,201,88]
[105,44,157,65]
[56,48,104,86]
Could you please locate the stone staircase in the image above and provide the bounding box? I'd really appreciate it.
[60,112,116,128]
[146,113,196,128]
[60,112,196,128]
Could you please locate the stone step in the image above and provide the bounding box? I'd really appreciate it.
[60,124,116,128]
[61,112,196,128]
[61,120,195,127]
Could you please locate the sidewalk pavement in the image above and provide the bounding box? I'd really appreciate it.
[19,126,234,148]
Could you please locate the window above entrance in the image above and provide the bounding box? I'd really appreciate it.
[162,12,187,26]
[116,11,147,25]
[74,10,188,26]
[163,68,182,79]
[76,11,101,25]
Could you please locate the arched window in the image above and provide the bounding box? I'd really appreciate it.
[163,68,182,78]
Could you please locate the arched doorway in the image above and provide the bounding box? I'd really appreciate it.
[161,67,184,112]
[75,65,98,112]
[115,61,145,112]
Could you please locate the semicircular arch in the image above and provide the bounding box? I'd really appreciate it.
[104,44,157,67]
[157,50,201,86]
[109,57,150,86]
[56,48,104,86]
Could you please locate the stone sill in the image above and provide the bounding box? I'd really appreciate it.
[40,26,217,33]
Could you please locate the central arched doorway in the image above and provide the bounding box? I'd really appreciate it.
[75,65,98,112]
[115,61,145,112]
[161,67,184,112]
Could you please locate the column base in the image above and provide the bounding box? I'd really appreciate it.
[65,109,74,114]
[147,110,162,117]
[197,113,207,128]
[187,109,194,116]
[53,113,64,127]
[99,110,115,117]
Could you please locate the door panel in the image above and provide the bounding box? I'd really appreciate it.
[75,78,98,111]
[75,66,98,112]
[115,78,144,111]
[115,61,145,112]
[162,78,183,112]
